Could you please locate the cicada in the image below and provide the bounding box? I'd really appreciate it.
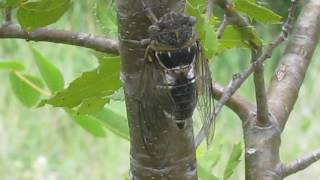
[138,8,215,152]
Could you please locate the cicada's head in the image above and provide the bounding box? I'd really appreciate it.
[148,12,196,48]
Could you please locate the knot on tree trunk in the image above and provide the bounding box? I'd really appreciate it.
[244,112,282,180]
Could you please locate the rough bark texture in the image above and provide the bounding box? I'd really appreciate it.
[268,0,320,131]
[244,0,320,179]
[116,0,197,179]
[244,114,282,180]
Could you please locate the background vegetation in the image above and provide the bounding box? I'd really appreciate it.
[0,0,319,179]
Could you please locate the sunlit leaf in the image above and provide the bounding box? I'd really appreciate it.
[187,1,219,58]
[42,56,121,115]
[186,0,206,15]
[219,25,263,51]
[92,101,129,140]
[31,47,64,93]
[198,165,219,180]
[203,22,218,59]
[0,61,24,71]
[199,144,223,170]
[17,0,72,31]
[5,0,21,8]
[67,109,107,138]
[234,0,282,24]
[10,72,44,107]
[77,96,109,115]
[186,0,206,33]
[223,142,243,180]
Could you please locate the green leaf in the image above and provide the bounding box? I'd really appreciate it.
[186,0,207,16]
[77,96,109,115]
[92,102,129,140]
[5,0,21,8]
[186,0,207,37]
[219,26,249,51]
[223,143,243,180]
[95,0,117,37]
[0,61,25,71]
[42,56,121,113]
[10,72,44,107]
[198,165,219,180]
[199,144,223,170]
[31,47,64,93]
[203,22,218,59]
[17,0,72,31]
[67,109,107,138]
[235,0,282,24]
[187,1,219,58]
[219,25,263,51]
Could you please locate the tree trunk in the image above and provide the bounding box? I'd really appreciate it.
[116,0,197,179]
[244,0,320,179]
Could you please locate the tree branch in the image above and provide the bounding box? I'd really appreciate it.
[268,0,320,130]
[216,0,270,125]
[206,0,214,18]
[195,0,299,147]
[252,48,270,126]
[216,14,229,38]
[212,83,254,120]
[0,23,119,54]
[214,0,250,28]
[279,148,320,178]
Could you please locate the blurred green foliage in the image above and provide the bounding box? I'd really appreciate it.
[0,0,319,180]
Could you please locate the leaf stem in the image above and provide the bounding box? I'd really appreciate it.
[13,71,51,96]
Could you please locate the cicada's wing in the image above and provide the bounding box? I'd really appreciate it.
[195,41,215,144]
[138,51,171,157]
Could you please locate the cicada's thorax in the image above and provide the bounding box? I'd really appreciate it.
[147,12,198,129]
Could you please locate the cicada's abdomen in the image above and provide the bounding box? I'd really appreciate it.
[154,42,198,129]
[169,76,197,128]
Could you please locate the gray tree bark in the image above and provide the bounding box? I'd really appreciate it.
[245,0,320,179]
[116,0,197,179]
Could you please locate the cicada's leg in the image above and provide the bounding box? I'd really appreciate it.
[141,0,158,23]
[144,45,155,63]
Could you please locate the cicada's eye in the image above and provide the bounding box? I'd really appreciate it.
[148,25,160,35]
[188,16,196,26]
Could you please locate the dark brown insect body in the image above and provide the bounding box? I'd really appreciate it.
[145,12,199,128]
[139,9,215,149]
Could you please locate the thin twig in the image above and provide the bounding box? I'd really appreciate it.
[252,48,270,126]
[217,0,270,126]
[206,0,214,18]
[215,0,250,28]
[279,148,320,178]
[217,14,229,38]
[195,0,299,147]
[0,23,119,54]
